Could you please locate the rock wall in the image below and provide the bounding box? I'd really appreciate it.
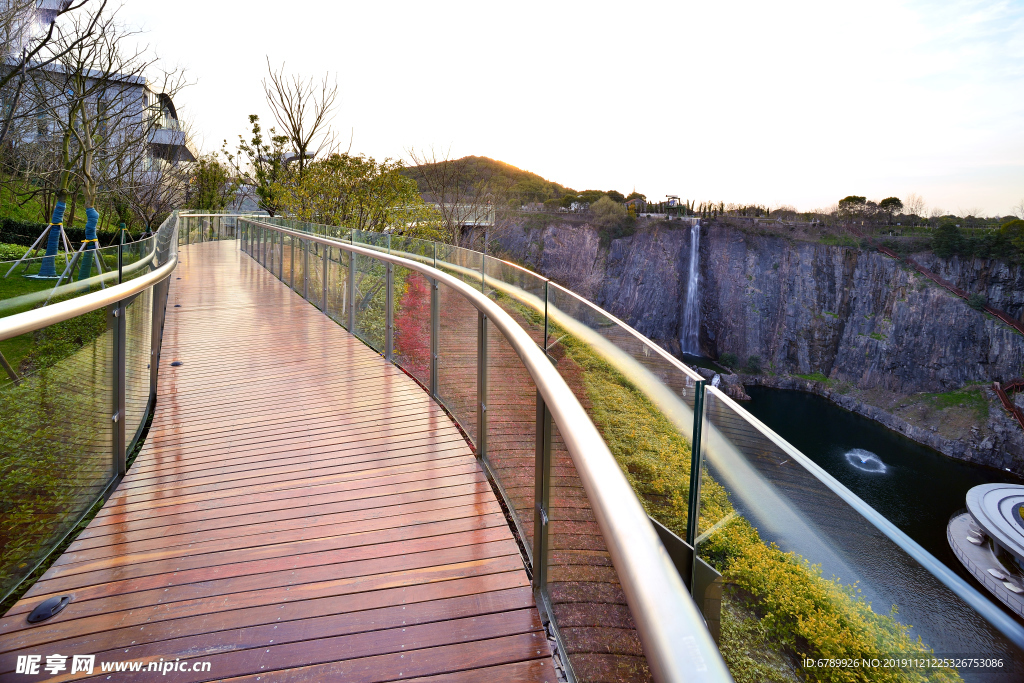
[914,253,1024,321]
[493,217,1024,469]
[700,224,1024,394]
[498,218,1024,393]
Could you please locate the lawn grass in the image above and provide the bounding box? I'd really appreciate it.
[920,384,989,421]
[795,371,832,384]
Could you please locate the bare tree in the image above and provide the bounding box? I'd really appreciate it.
[1013,199,1024,220]
[262,58,338,178]
[904,193,926,218]
[405,146,502,246]
[29,3,183,235]
[118,114,195,233]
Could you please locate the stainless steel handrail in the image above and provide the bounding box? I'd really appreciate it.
[0,254,177,342]
[242,219,731,683]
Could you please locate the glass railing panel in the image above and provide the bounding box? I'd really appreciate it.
[308,241,325,310]
[0,311,115,601]
[352,229,387,253]
[390,234,436,267]
[1,239,159,319]
[177,216,189,245]
[545,283,701,539]
[435,282,477,444]
[277,231,285,281]
[266,230,274,275]
[281,234,293,286]
[1,252,81,317]
[278,233,288,286]
[480,255,548,349]
[117,236,158,285]
[482,325,536,551]
[542,418,650,683]
[392,268,431,387]
[389,234,436,386]
[124,288,152,446]
[326,247,349,330]
[697,385,1024,681]
[353,247,387,352]
[436,242,483,288]
[268,230,277,275]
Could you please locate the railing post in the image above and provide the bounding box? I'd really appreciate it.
[533,392,552,588]
[322,245,329,313]
[290,236,295,287]
[117,229,124,285]
[347,250,356,333]
[112,300,127,477]
[476,311,487,458]
[685,379,707,591]
[430,278,439,398]
[543,281,550,355]
[280,232,285,281]
[385,262,394,360]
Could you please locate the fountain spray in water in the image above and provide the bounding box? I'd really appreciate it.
[681,220,701,354]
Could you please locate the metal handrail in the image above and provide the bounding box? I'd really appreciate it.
[0,252,177,342]
[0,243,160,315]
[241,218,731,683]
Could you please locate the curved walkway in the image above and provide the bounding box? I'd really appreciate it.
[0,241,553,682]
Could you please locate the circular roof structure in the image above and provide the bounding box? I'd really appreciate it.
[966,484,1024,560]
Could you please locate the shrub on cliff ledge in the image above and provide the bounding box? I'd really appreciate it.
[591,196,636,245]
[932,223,964,258]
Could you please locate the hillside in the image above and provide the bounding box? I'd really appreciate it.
[402,155,575,205]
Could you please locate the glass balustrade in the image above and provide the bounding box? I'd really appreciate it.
[238,215,1024,683]
[0,212,177,609]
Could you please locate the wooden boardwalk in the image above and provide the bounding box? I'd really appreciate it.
[0,241,554,682]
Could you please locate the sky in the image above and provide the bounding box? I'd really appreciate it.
[115,0,1024,216]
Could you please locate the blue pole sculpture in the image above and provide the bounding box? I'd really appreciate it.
[37,200,67,278]
[77,207,100,280]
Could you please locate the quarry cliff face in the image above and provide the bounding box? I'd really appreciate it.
[499,219,1024,393]
[700,224,1024,394]
[495,218,1024,469]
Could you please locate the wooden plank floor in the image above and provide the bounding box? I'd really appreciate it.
[0,240,554,682]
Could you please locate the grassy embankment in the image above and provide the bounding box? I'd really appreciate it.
[791,372,991,441]
[500,293,959,683]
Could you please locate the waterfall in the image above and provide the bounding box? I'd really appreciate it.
[681,220,701,354]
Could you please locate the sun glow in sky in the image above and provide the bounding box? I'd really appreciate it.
[118,0,1023,215]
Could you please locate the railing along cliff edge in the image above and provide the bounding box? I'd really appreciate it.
[237,218,730,683]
